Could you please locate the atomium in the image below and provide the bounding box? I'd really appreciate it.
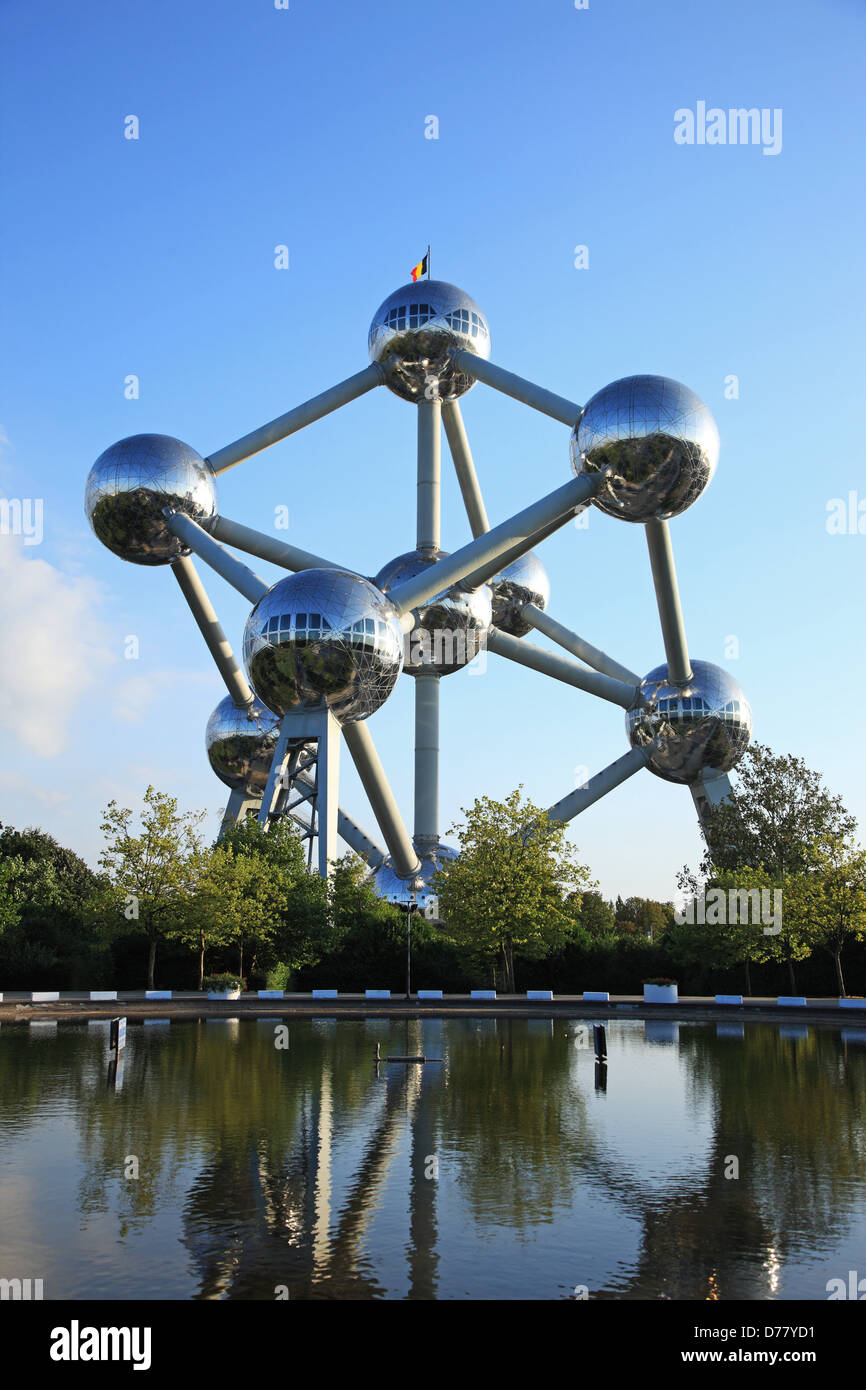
[374,549,492,675]
[206,694,281,794]
[242,568,404,722]
[86,271,751,903]
[626,661,752,785]
[570,376,719,523]
[85,433,217,565]
[368,280,491,403]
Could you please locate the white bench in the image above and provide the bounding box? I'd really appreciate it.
[526,990,553,1000]
[90,991,117,1001]
[145,990,172,1000]
[470,989,496,999]
[365,989,390,1000]
[583,991,609,1002]
[31,991,60,1002]
[715,994,743,1005]
[777,996,806,1007]
[417,990,443,999]
[312,989,338,999]
[257,990,283,998]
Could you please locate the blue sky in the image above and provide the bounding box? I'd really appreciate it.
[1,0,864,902]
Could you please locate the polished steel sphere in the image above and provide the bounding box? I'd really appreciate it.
[85,434,217,565]
[243,569,403,722]
[490,550,550,639]
[626,660,752,785]
[206,695,281,794]
[570,376,719,522]
[368,843,458,919]
[373,549,491,676]
[368,280,490,403]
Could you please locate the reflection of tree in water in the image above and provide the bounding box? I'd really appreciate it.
[590,1026,866,1299]
[3,1017,864,1299]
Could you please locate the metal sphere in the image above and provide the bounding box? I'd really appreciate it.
[368,843,458,919]
[206,695,281,794]
[243,569,403,723]
[570,376,719,522]
[85,434,217,565]
[368,280,491,403]
[626,660,752,785]
[490,550,550,639]
[373,549,491,676]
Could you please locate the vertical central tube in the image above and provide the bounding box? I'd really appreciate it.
[417,398,441,556]
[414,671,440,855]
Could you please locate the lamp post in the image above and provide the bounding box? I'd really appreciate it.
[406,874,426,1001]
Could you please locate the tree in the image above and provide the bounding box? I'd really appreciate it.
[433,788,594,992]
[784,836,866,997]
[576,890,616,940]
[98,787,206,989]
[696,743,856,881]
[0,825,103,985]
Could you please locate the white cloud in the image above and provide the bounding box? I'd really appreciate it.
[0,535,113,757]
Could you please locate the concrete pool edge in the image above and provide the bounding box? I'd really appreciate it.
[2,994,865,1029]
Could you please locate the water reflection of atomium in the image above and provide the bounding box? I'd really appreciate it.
[85,275,751,906]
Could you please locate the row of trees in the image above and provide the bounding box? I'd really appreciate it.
[0,743,863,995]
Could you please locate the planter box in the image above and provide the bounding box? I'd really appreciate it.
[207,989,241,1000]
[312,989,338,999]
[417,990,443,1000]
[715,994,743,1005]
[839,998,866,1009]
[777,996,806,1007]
[365,990,390,1000]
[470,989,496,1000]
[583,991,609,1002]
[643,984,678,1004]
[527,990,553,1001]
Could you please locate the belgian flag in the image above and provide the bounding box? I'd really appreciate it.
[410,252,429,283]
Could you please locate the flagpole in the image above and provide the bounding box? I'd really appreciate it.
[427,244,431,280]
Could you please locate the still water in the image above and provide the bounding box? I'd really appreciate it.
[0,1017,864,1300]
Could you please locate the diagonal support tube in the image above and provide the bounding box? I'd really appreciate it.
[206,363,384,474]
[645,519,692,683]
[171,556,254,706]
[208,514,345,574]
[387,473,601,616]
[545,746,650,823]
[450,350,583,427]
[165,513,268,603]
[521,604,641,686]
[487,629,640,708]
[442,399,489,538]
[343,721,421,878]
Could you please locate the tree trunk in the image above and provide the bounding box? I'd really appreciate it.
[834,949,846,998]
[743,958,752,997]
[238,940,244,980]
[198,932,205,991]
[786,955,797,994]
[505,941,515,994]
[147,936,157,992]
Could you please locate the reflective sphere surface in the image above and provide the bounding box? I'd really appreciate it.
[626,660,752,785]
[374,549,491,676]
[243,569,403,722]
[571,376,719,522]
[206,695,281,794]
[490,550,550,639]
[368,280,490,403]
[368,843,458,919]
[85,434,217,565]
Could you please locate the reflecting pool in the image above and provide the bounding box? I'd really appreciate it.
[0,1017,864,1300]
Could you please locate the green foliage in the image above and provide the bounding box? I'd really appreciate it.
[434,787,594,991]
[202,973,244,992]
